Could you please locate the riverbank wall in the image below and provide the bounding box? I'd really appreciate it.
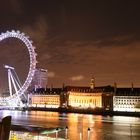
[28,107,140,117]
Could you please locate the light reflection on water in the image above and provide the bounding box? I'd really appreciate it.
[0,110,140,140]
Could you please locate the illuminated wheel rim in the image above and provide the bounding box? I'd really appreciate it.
[0,30,37,102]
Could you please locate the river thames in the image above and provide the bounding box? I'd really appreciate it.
[0,110,140,140]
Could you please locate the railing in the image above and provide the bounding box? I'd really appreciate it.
[9,125,68,140]
[0,116,68,140]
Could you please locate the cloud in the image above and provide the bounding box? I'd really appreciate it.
[40,53,52,61]
[22,16,48,43]
[94,34,138,48]
[21,16,50,67]
[69,75,84,81]
[46,35,140,87]
[48,71,55,78]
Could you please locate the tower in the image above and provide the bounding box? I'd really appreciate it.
[90,76,95,90]
[31,68,48,90]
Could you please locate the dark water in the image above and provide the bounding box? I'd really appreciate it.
[0,110,140,140]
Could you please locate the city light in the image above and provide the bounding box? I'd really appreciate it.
[0,30,37,107]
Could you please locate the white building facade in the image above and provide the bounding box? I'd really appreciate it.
[113,88,140,112]
[31,68,48,89]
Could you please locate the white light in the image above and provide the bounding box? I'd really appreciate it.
[4,65,14,70]
[0,30,37,106]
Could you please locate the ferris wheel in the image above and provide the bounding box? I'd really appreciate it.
[0,30,37,106]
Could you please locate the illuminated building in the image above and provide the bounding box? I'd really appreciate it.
[28,77,114,110]
[30,68,48,90]
[68,91,102,108]
[66,76,113,110]
[113,84,140,112]
[66,85,113,110]
[29,88,63,108]
[28,76,140,113]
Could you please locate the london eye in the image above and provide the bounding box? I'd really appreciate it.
[0,30,37,107]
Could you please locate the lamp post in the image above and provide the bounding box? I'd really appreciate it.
[80,132,82,140]
[65,126,68,139]
[56,128,58,138]
[87,128,91,140]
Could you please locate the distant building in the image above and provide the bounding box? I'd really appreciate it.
[28,88,65,108]
[28,75,140,113]
[67,88,102,108]
[113,86,140,112]
[66,85,113,110]
[30,68,48,90]
[28,77,114,111]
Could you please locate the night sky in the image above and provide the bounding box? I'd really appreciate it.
[0,0,140,91]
